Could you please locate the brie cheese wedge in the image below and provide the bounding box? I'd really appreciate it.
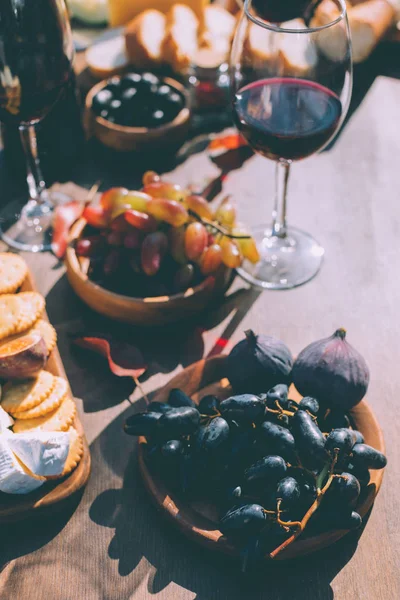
[0,437,45,494]
[5,431,70,477]
[0,406,14,432]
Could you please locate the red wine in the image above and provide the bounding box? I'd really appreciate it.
[251,0,311,22]
[0,0,72,125]
[234,78,342,161]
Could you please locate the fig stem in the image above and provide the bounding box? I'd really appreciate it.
[244,329,258,345]
[334,328,347,340]
[269,451,339,559]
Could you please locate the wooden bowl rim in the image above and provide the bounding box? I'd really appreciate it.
[137,355,386,560]
[66,218,231,306]
[86,76,191,135]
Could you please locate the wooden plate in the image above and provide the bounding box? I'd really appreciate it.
[137,356,385,560]
[66,218,233,326]
[0,268,91,521]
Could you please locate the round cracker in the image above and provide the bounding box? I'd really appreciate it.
[47,427,83,479]
[0,295,21,340]
[30,319,57,355]
[0,253,28,294]
[2,370,55,413]
[15,292,45,335]
[13,396,77,433]
[13,376,68,419]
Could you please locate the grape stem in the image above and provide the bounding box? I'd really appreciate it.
[269,451,339,559]
[188,210,251,239]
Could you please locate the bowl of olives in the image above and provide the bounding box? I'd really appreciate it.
[85,72,191,153]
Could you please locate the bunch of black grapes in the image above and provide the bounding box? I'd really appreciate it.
[125,384,386,565]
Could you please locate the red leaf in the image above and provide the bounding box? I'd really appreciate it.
[74,337,147,379]
[52,201,84,259]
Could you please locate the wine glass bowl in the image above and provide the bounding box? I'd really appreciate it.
[230,0,352,289]
[0,0,74,252]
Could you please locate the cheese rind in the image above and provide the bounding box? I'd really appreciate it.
[5,431,70,477]
[0,437,45,494]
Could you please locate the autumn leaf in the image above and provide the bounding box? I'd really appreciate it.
[74,336,147,379]
[52,200,83,259]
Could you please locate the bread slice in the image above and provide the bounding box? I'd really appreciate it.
[244,20,275,63]
[86,35,129,79]
[278,19,318,76]
[196,5,237,67]
[162,4,199,72]
[125,9,166,67]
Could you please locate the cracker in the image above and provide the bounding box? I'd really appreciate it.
[13,376,68,419]
[13,396,77,433]
[47,426,83,478]
[30,319,57,355]
[2,370,55,414]
[0,295,21,340]
[0,253,27,294]
[15,292,45,334]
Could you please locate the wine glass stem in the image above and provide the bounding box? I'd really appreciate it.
[271,159,291,238]
[19,124,50,206]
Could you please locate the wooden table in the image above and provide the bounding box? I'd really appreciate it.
[0,51,400,600]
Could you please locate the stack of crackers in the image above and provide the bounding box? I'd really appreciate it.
[0,252,84,479]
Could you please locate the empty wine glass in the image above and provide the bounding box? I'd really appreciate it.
[230,0,352,289]
[0,0,74,252]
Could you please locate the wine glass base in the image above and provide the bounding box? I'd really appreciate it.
[0,198,53,253]
[237,225,324,290]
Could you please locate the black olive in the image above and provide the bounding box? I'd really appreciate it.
[121,87,139,104]
[150,109,166,127]
[92,88,113,114]
[120,72,142,90]
[104,77,121,96]
[141,72,160,87]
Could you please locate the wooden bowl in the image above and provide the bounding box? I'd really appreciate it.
[85,76,191,153]
[137,356,386,560]
[65,218,233,326]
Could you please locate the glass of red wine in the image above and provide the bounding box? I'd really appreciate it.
[230,0,352,289]
[0,0,74,252]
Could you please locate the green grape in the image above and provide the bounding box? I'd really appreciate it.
[199,244,223,275]
[215,196,236,226]
[184,222,208,260]
[147,198,188,227]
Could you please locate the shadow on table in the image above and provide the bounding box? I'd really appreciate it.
[90,407,362,600]
[44,272,261,413]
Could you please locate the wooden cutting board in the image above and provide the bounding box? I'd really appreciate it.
[0,266,91,521]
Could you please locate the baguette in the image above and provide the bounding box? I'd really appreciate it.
[196,5,237,66]
[86,35,129,79]
[124,9,166,67]
[162,4,199,72]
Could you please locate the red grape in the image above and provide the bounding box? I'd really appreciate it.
[100,187,128,212]
[142,171,161,186]
[169,226,187,264]
[141,232,168,276]
[215,197,236,226]
[199,244,223,275]
[185,195,213,220]
[124,209,158,232]
[173,263,195,292]
[142,182,185,202]
[146,198,188,227]
[110,213,131,233]
[83,205,109,228]
[75,236,104,258]
[220,237,242,268]
[107,231,124,247]
[185,222,208,260]
[124,230,141,250]
[104,249,121,276]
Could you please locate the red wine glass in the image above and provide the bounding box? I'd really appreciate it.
[230,0,352,289]
[0,0,74,252]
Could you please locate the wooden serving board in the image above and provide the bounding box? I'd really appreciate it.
[0,268,91,522]
[138,356,385,561]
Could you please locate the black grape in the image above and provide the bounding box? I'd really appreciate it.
[346,462,370,487]
[328,472,361,508]
[147,402,173,414]
[198,394,220,416]
[299,396,319,416]
[351,429,365,444]
[325,428,355,459]
[351,443,387,469]
[266,384,289,408]
[259,421,297,463]
[327,509,363,530]
[291,410,328,469]
[168,388,196,408]
[160,439,184,459]
[193,417,230,455]
[124,411,162,436]
[276,476,301,507]
[245,455,287,485]
[220,394,266,423]
[220,504,266,537]
[157,407,200,438]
